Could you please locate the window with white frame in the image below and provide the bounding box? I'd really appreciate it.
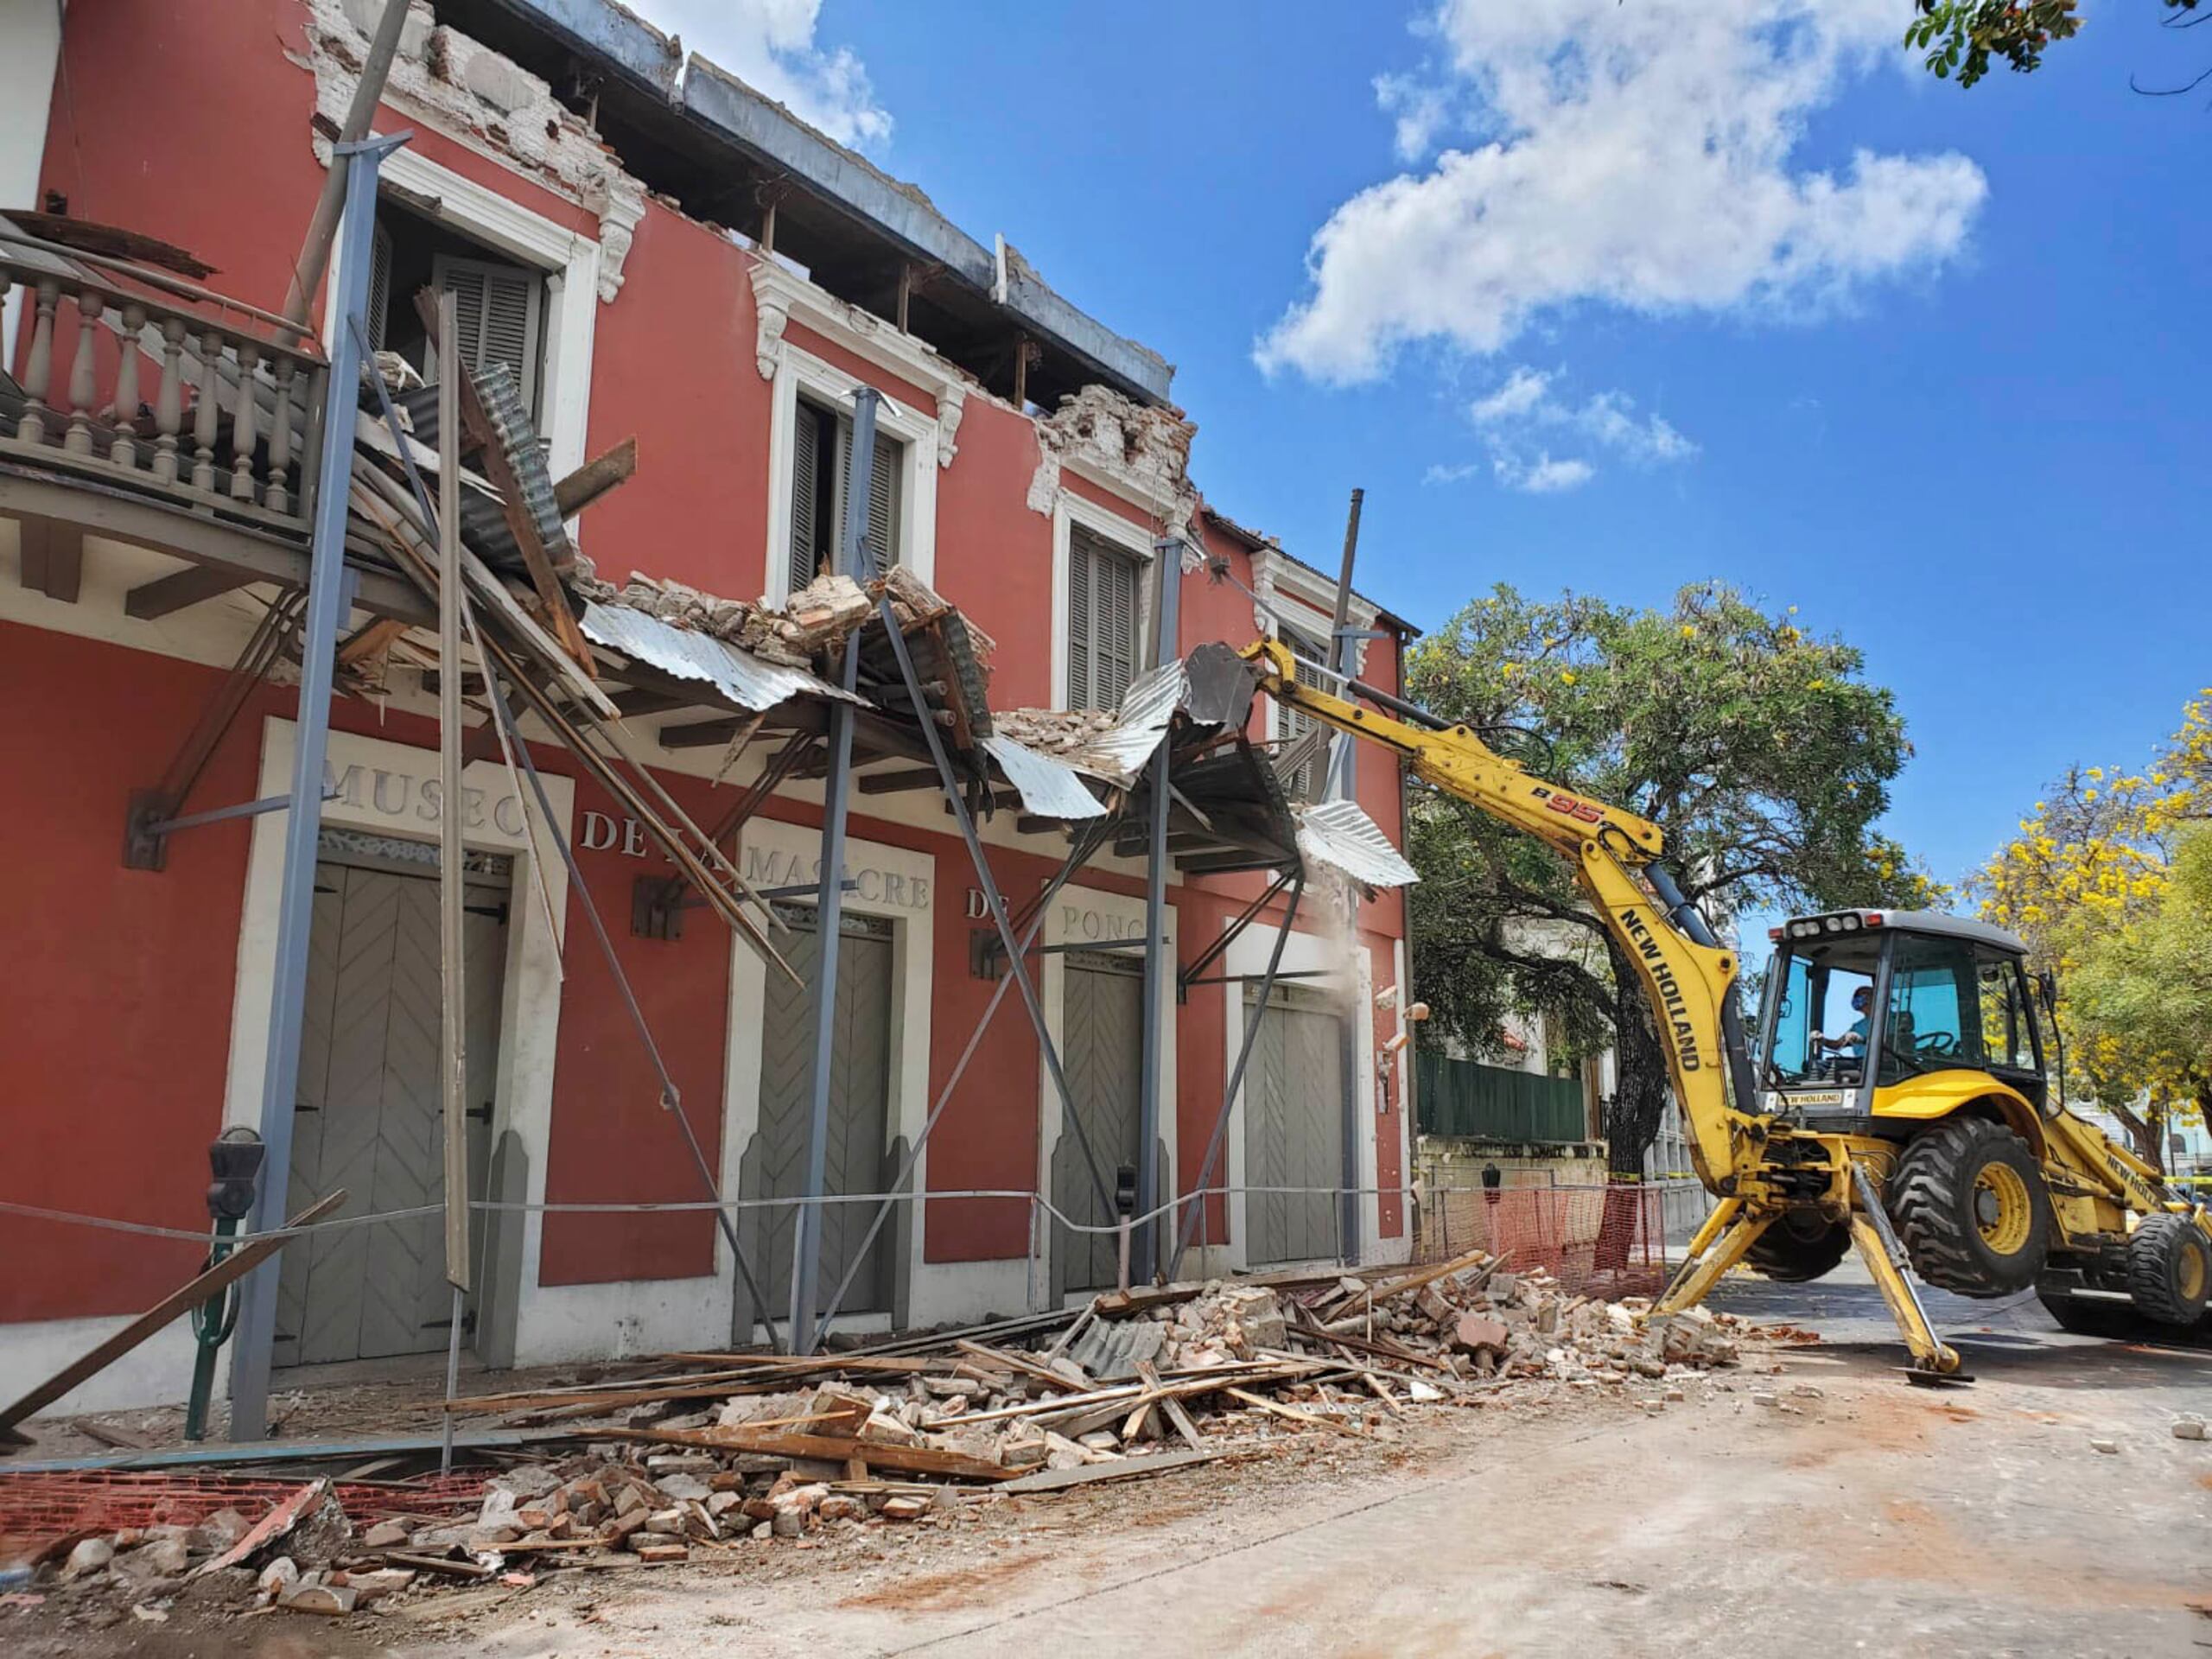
[368,205,549,418]
[789,394,903,584]
[1066,522,1142,711]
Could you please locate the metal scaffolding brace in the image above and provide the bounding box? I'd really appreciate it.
[1131,536,1185,1285]
[227,130,406,1444]
[787,389,880,1357]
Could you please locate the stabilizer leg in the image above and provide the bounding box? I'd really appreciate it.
[1655,1199,1774,1315]
[1847,1162,1966,1382]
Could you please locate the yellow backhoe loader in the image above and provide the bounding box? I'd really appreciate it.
[1224,636,2212,1379]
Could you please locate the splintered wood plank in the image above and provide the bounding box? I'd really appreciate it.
[0,1191,346,1442]
[1135,1360,1205,1451]
[990,1447,1224,1496]
[601,1424,1012,1484]
[1222,1387,1373,1439]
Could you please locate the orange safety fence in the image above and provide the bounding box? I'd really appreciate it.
[0,1471,484,1565]
[1411,1182,1673,1297]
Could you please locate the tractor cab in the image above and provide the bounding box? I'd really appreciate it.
[1753,909,2052,1127]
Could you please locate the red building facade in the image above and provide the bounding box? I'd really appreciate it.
[0,0,1414,1413]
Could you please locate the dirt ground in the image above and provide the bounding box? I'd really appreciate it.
[9,1270,2211,1658]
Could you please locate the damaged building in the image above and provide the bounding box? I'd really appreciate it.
[0,0,1419,1433]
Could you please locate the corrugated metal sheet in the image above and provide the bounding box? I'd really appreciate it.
[1052,661,1187,787]
[981,734,1106,821]
[1294,799,1420,890]
[580,602,865,712]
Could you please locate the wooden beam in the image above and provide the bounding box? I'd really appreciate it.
[551,435,637,519]
[857,766,947,795]
[0,1191,346,1443]
[16,517,82,602]
[337,616,410,666]
[659,716,754,750]
[124,563,253,619]
[611,688,686,720]
[601,1422,1014,1484]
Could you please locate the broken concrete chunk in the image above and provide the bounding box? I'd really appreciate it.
[62,1538,115,1580]
[1452,1313,1510,1356]
[256,1557,298,1599]
[280,1582,358,1616]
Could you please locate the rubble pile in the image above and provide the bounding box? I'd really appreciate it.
[587,566,995,672]
[993,704,1124,746]
[3,1254,1782,1624]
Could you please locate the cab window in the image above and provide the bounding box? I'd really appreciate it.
[1878,935,1973,1084]
[1976,951,2037,1072]
[1759,939,1876,1085]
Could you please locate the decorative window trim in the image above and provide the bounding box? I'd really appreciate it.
[327,144,601,484]
[762,340,939,605]
[751,261,969,468]
[1051,493,1154,708]
[1249,546,1378,676]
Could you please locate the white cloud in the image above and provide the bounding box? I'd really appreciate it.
[646,0,891,149]
[1469,365,1554,424]
[1375,73,1453,163]
[1257,0,1986,384]
[1444,365,1697,491]
[1498,453,1594,494]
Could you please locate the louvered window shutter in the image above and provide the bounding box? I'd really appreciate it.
[829,414,902,578]
[1066,530,1094,708]
[865,428,899,573]
[1067,527,1141,710]
[1098,544,1138,709]
[789,402,821,589]
[366,220,394,351]
[431,252,545,415]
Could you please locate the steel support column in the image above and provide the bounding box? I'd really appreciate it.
[1322,492,1365,1265]
[1132,535,1185,1285]
[789,388,880,1357]
[227,133,404,1443]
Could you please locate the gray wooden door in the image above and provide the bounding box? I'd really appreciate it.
[276,853,507,1367]
[1052,953,1144,1293]
[751,910,895,1317]
[1242,986,1346,1266]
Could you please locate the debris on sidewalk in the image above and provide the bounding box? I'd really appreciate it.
[0,1253,1779,1625]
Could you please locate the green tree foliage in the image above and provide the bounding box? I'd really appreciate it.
[1907,2,2201,90]
[1404,582,1936,1177]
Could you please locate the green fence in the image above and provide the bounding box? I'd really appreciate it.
[1415,1051,1588,1143]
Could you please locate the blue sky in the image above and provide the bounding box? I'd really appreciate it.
[661,1,2209,892]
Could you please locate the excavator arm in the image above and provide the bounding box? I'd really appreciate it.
[1238,638,1765,1194]
[1236,638,1969,1377]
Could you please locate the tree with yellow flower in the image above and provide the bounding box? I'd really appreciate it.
[1971,691,2210,1170]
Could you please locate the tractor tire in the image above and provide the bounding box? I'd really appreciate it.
[2126,1214,2212,1327]
[2035,1274,2139,1338]
[1890,1117,2050,1296]
[1745,1211,1851,1282]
